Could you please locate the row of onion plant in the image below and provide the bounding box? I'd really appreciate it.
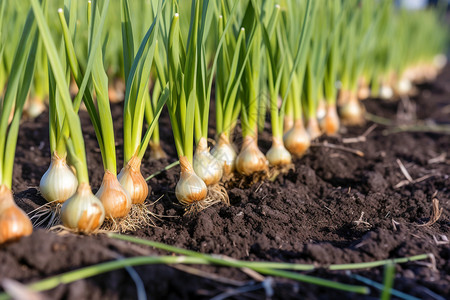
[1,0,448,242]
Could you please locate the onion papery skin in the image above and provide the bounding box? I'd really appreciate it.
[283,120,311,157]
[211,133,237,176]
[176,156,207,206]
[322,104,340,136]
[193,137,223,186]
[339,92,365,126]
[0,185,33,244]
[39,153,78,203]
[306,117,322,140]
[61,183,105,232]
[117,156,148,204]
[266,138,292,166]
[236,136,268,176]
[96,171,132,219]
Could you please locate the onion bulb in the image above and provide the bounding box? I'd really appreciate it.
[322,104,340,136]
[61,183,105,232]
[149,141,167,160]
[24,97,46,119]
[357,77,370,100]
[117,155,148,204]
[193,137,222,186]
[39,153,78,203]
[175,156,207,206]
[340,92,365,125]
[95,171,131,219]
[396,78,412,96]
[236,136,268,176]
[306,117,322,140]
[380,85,393,100]
[211,133,237,176]
[0,185,33,244]
[316,99,326,121]
[283,120,310,157]
[266,137,292,166]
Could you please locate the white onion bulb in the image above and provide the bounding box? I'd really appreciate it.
[380,85,393,99]
[266,137,292,166]
[39,153,78,203]
[61,183,105,232]
[211,133,237,175]
[396,78,412,95]
[95,171,132,219]
[316,100,326,121]
[193,137,222,186]
[176,156,207,206]
[236,136,268,176]
[25,97,46,119]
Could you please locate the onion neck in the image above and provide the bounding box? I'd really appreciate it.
[196,137,208,153]
[149,141,167,160]
[0,185,14,212]
[127,155,142,173]
[180,156,195,174]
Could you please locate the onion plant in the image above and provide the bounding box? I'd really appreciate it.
[211,0,248,176]
[39,0,108,215]
[233,1,271,176]
[31,0,107,233]
[280,0,315,158]
[119,0,168,208]
[159,0,218,208]
[56,0,133,221]
[0,7,38,244]
[302,3,327,140]
[253,2,292,167]
[322,1,344,136]
[155,0,242,209]
[39,0,81,208]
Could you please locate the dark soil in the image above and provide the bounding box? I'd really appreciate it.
[0,66,449,300]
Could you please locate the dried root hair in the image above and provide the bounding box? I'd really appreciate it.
[29,202,62,229]
[183,183,229,215]
[268,163,295,181]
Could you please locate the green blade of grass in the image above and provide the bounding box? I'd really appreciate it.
[381,262,395,300]
[108,234,369,294]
